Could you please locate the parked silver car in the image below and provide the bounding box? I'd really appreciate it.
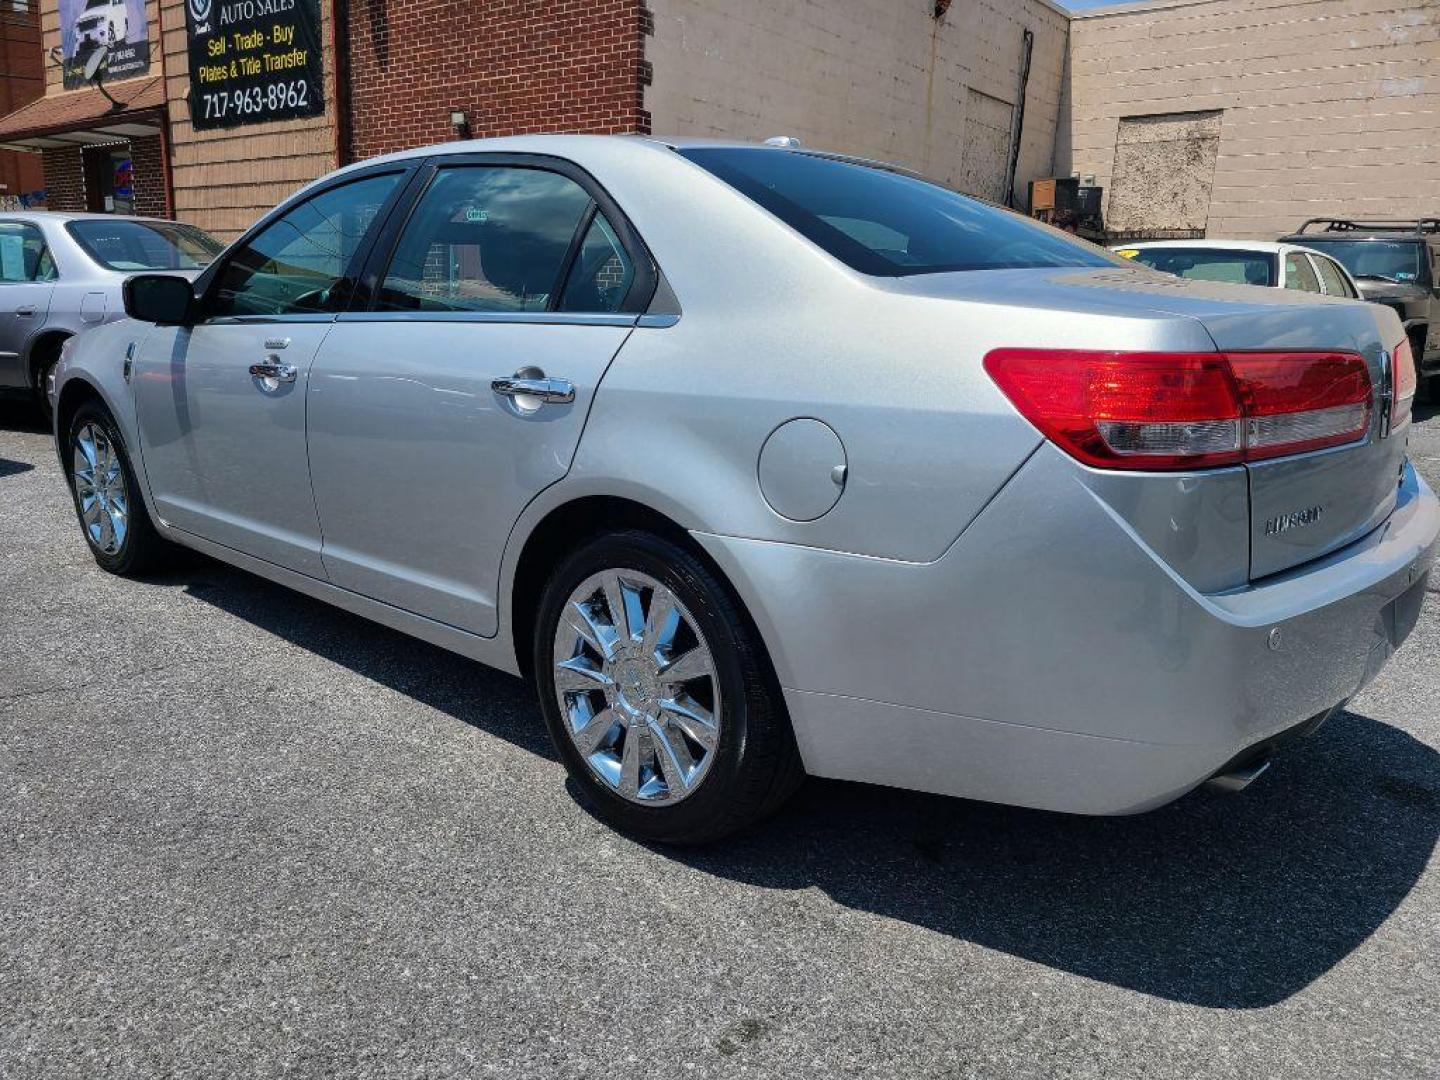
[52,136,1438,842]
[0,211,221,418]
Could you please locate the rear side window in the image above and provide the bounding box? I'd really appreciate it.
[210,173,401,318]
[0,221,56,283]
[1129,248,1275,287]
[1311,255,1354,298]
[557,213,635,313]
[1284,252,1321,293]
[68,219,221,272]
[376,166,592,313]
[679,147,1115,277]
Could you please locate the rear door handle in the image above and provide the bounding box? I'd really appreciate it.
[249,357,299,383]
[491,376,575,404]
[15,305,37,317]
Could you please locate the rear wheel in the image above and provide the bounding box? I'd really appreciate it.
[65,400,168,575]
[534,530,802,843]
[31,337,65,426]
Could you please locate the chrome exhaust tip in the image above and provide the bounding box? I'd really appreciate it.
[1205,755,1272,793]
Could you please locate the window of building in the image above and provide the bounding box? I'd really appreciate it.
[209,172,401,318]
[376,166,594,313]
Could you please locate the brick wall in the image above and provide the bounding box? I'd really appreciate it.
[41,146,85,212]
[345,0,650,162]
[129,133,168,218]
[0,1,45,203]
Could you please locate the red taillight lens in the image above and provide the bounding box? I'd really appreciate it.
[984,348,1373,471]
[1393,337,1417,427]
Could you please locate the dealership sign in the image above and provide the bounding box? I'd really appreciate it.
[185,0,325,129]
[60,0,151,90]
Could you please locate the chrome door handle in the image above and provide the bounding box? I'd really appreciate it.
[15,305,37,317]
[249,357,299,383]
[491,376,575,404]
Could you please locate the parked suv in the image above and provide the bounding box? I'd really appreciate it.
[1278,219,1440,395]
[0,212,222,419]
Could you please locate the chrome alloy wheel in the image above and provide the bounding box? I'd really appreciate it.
[552,569,721,805]
[72,422,129,555]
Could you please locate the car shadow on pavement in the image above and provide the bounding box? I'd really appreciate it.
[175,558,556,762]
[664,710,1439,1010]
[175,551,1436,1011]
[0,398,49,435]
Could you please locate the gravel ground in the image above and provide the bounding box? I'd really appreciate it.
[1,395,1437,1079]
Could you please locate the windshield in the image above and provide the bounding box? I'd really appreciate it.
[1295,239,1422,285]
[1123,247,1276,287]
[67,219,223,272]
[679,147,1117,277]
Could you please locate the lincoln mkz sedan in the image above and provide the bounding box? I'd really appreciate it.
[52,136,1438,842]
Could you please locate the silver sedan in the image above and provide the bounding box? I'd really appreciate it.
[53,136,1439,842]
[0,211,220,419]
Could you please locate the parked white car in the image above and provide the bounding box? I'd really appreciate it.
[1112,240,1362,299]
[75,0,129,50]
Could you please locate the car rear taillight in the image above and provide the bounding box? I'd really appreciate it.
[1392,337,1417,428]
[984,348,1373,471]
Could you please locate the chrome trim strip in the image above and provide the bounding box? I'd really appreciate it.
[636,313,680,329]
[334,311,640,327]
[203,314,336,325]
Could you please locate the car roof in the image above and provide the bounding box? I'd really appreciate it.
[0,209,182,226]
[1278,229,1434,244]
[1115,240,1291,254]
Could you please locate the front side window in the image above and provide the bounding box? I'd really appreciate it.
[1284,252,1321,292]
[679,147,1117,277]
[1311,255,1353,298]
[1128,248,1276,287]
[376,166,595,313]
[68,219,222,272]
[209,172,401,318]
[0,221,56,283]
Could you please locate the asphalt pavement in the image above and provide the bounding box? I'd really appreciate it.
[2,396,1438,1079]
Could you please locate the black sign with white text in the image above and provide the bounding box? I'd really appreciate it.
[185,0,324,130]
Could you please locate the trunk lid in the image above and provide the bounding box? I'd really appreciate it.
[886,267,1410,580]
[1189,286,1407,579]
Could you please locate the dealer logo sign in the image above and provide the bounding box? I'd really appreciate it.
[189,0,212,33]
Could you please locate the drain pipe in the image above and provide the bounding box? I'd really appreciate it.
[1004,29,1034,210]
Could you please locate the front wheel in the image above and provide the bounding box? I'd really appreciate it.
[534,530,802,843]
[65,400,168,575]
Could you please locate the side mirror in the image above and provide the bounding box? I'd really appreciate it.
[123,274,196,325]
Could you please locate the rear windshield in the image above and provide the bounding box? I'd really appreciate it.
[1124,247,1277,287]
[1295,239,1423,285]
[679,147,1116,277]
[67,219,223,272]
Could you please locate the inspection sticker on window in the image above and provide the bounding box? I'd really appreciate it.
[465,208,489,223]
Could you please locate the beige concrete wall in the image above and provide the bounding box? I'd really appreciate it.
[159,0,337,240]
[1061,0,1440,240]
[644,0,1070,204]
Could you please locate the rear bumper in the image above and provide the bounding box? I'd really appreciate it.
[696,450,1438,815]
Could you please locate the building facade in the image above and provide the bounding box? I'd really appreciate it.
[1059,0,1440,240]
[0,0,44,208]
[0,0,1068,239]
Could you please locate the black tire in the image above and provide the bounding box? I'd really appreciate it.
[533,530,803,844]
[64,399,168,575]
[31,338,64,426]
